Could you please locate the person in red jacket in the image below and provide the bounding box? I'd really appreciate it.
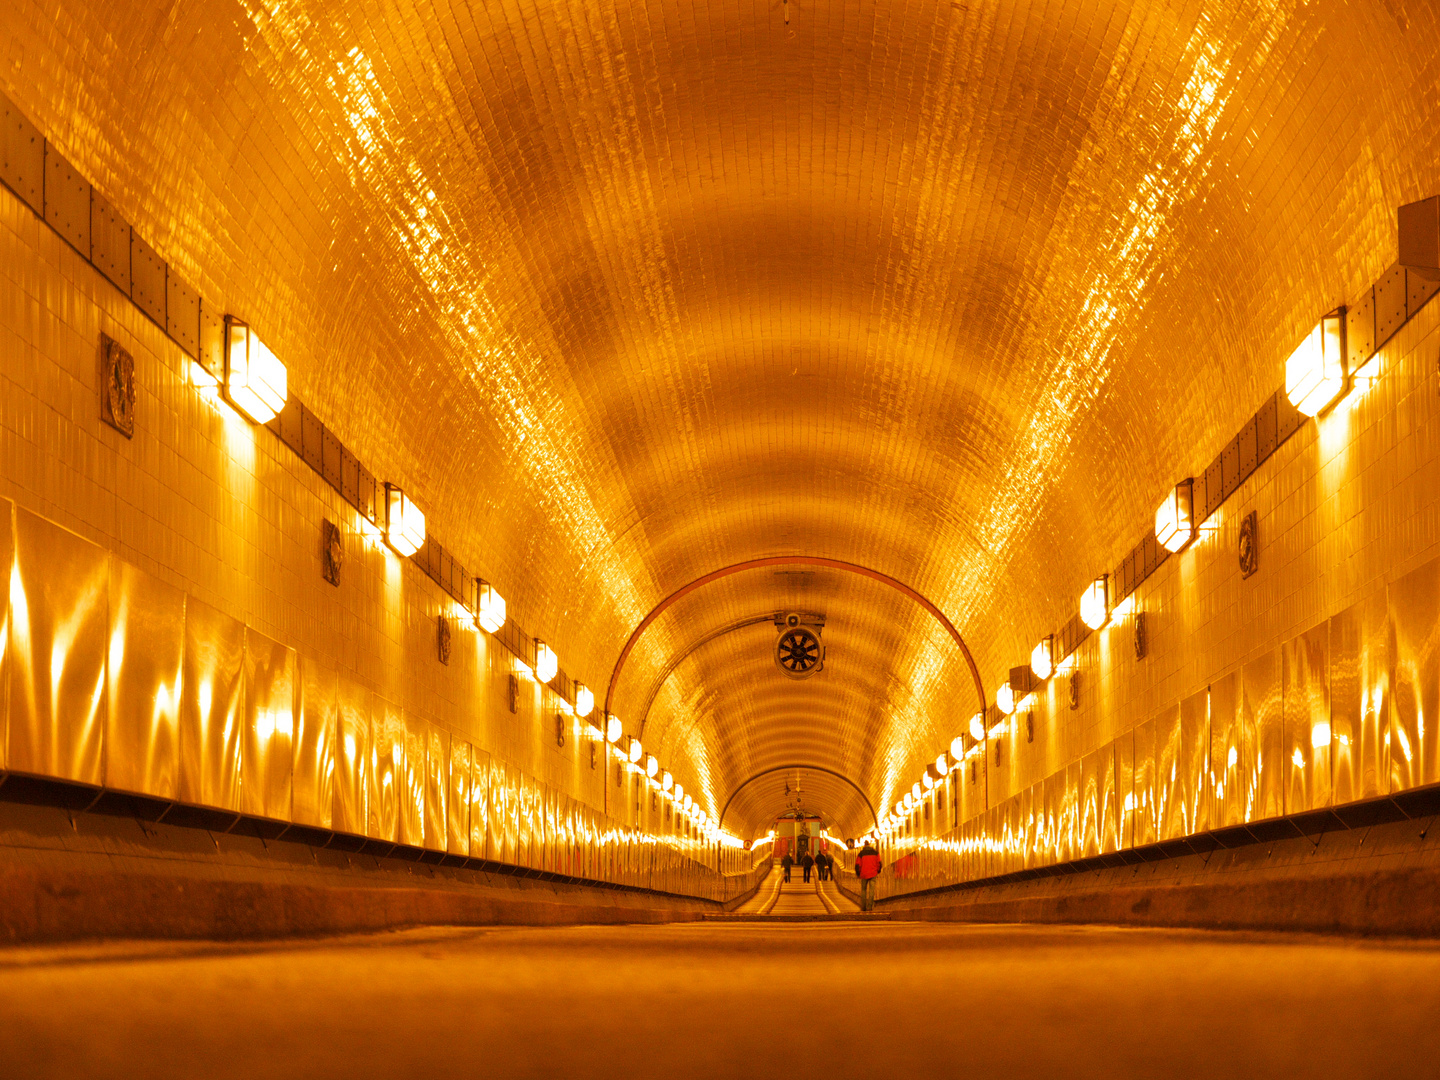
[854,842,883,911]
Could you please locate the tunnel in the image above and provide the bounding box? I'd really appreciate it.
[2,0,1440,1075]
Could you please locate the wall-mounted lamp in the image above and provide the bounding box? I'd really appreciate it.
[1155,478,1196,553]
[573,683,593,718]
[934,753,949,777]
[996,682,1015,715]
[384,484,426,557]
[895,801,905,816]
[1030,636,1054,680]
[662,771,674,792]
[922,772,935,791]
[969,713,986,741]
[223,316,287,424]
[950,735,966,761]
[645,755,659,779]
[910,782,922,802]
[1080,575,1109,630]
[534,640,558,683]
[683,794,693,810]
[674,783,684,804]
[1285,309,1347,417]
[605,714,623,743]
[475,580,506,633]
[628,737,644,764]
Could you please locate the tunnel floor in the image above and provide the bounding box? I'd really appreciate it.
[2,922,1438,1078]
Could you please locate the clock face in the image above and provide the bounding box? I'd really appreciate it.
[103,338,136,436]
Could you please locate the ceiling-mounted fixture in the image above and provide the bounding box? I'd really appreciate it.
[1080,575,1110,631]
[774,612,825,678]
[223,316,287,424]
[1155,478,1197,553]
[1285,309,1347,417]
[1030,636,1054,681]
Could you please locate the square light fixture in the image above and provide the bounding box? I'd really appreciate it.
[475,579,506,633]
[996,681,1015,715]
[1080,575,1109,630]
[1030,635,1054,680]
[1285,309,1347,417]
[1155,478,1196,553]
[535,639,557,683]
[574,682,594,718]
[223,316,287,424]
[383,483,426,557]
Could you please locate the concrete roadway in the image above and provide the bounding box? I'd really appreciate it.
[2,922,1438,1078]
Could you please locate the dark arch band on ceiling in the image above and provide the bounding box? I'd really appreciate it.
[604,556,987,726]
[717,764,880,831]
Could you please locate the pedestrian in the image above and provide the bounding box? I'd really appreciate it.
[821,850,833,880]
[781,852,793,883]
[854,841,883,911]
[801,850,815,883]
[815,850,828,881]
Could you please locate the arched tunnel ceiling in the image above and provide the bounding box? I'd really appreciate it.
[6,0,1438,839]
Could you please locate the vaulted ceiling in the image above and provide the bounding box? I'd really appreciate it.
[8,0,1436,838]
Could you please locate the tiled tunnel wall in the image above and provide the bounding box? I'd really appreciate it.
[877,279,1440,898]
[0,169,767,902]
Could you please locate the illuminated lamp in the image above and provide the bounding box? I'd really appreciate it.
[683,794,693,810]
[645,755,659,779]
[628,737,643,764]
[383,484,426,557]
[573,683,594,718]
[950,735,966,761]
[903,793,914,811]
[935,753,949,777]
[1080,576,1109,631]
[662,771,674,792]
[674,783,684,803]
[996,682,1015,715]
[535,640,558,683]
[910,782,922,802]
[1285,309,1347,417]
[895,801,905,816]
[605,714,623,743]
[922,773,935,791]
[1155,478,1196,553]
[969,713,985,741]
[223,317,287,423]
[1030,636,1054,681]
[475,580,507,634]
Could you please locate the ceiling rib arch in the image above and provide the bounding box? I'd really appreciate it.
[716,764,881,832]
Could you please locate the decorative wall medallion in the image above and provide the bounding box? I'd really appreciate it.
[321,519,343,586]
[1239,511,1259,577]
[555,713,566,747]
[437,615,452,664]
[1069,672,1081,710]
[100,333,135,437]
[1133,611,1148,660]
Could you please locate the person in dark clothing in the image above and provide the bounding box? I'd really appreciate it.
[821,851,833,880]
[854,842,883,911]
[801,851,815,883]
[815,851,829,881]
[780,853,793,882]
